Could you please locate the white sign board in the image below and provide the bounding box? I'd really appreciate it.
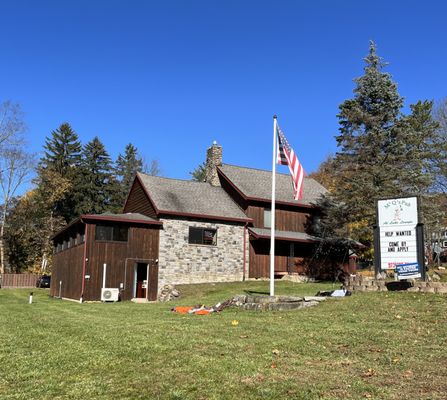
[377,197,418,271]
[378,197,418,227]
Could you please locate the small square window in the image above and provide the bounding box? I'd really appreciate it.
[189,227,217,246]
[113,226,128,242]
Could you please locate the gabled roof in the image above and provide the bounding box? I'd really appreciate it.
[136,172,251,223]
[218,164,327,206]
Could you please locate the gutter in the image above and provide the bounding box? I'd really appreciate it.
[243,223,247,281]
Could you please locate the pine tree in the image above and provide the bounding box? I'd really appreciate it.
[190,162,207,182]
[40,123,81,176]
[113,143,143,209]
[37,123,82,222]
[326,42,440,244]
[76,137,117,215]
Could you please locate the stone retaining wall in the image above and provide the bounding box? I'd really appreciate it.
[346,275,447,294]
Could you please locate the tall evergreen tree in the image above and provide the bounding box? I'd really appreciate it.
[76,137,117,215]
[324,42,441,244]
[38,123,82,222]
[113,143,143,209]
[40,123,81,176]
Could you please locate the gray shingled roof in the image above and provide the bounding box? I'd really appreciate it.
[248,227,319,242]
[137,172,249,221]
[219,164,327,205]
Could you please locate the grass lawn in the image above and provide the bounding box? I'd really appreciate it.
[1,281,446,400]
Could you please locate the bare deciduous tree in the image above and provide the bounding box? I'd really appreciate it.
[0,101,34,273]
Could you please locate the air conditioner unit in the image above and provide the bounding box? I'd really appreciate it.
[101,288,119,302]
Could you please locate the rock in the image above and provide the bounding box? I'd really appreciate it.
[435,287,447,294]
[432,272,441,282]
[158,284,181,302]
[304,296,326,302]
[407,287,420,292]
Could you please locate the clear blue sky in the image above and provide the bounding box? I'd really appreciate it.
[1,0,446,189]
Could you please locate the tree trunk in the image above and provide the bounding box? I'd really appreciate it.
[0,211,5,274]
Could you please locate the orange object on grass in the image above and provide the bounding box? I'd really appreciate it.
[194,309,213,315]
[173,306,194,314]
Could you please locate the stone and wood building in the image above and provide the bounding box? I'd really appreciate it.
[51,143,328,302]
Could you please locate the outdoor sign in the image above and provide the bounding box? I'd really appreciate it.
[377,197,420,276]
[395,262,421,279]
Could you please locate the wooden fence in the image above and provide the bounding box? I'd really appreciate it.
[0,274,39,288]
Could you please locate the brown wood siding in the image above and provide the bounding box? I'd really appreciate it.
[246,205,263,226]
[248,239,314,278]
[51,220,160,301]
[123,179,157,218]
[51,243,85,299]
[83,223,160,301]
[247,204,313,232]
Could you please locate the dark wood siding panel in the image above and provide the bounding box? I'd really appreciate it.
[246,206,264,227]
[247,204,313,232]
[51,243,85,299]
[275,208,312,232]
[83,223,159,301]
[248,239,314,278]
[123,179,157,218]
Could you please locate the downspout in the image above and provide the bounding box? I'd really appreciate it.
[80,223,88,303]
[243,223,247,281]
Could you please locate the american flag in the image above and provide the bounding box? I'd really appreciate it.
[276,125,305,200]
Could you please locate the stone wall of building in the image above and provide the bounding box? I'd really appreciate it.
[158,218,247,290]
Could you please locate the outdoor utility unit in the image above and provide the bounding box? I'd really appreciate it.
[101,288,119,302]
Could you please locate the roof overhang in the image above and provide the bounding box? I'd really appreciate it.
[80,214,163,226]
[248,227,320,243]
[158,210,252,224]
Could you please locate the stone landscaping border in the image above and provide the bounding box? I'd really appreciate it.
[346,275,447,294]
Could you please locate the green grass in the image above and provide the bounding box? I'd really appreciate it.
[1,281,446,400]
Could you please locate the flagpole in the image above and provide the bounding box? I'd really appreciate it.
[270,115,277,296]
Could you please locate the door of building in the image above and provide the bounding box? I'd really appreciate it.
[135,263,148,298]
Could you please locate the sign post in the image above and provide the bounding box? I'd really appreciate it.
[376,197,424,280]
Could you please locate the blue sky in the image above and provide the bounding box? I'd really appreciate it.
[1,0,446,189]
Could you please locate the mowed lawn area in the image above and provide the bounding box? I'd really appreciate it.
[1,281,446,400]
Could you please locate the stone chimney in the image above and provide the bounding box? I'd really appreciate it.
[205,141,222,186]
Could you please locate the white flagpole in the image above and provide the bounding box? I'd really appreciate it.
[270,115,277,296]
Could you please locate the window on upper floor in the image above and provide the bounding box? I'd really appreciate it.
[189,227,217,246]
[95,224,128,242]
[264,209,271,228]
